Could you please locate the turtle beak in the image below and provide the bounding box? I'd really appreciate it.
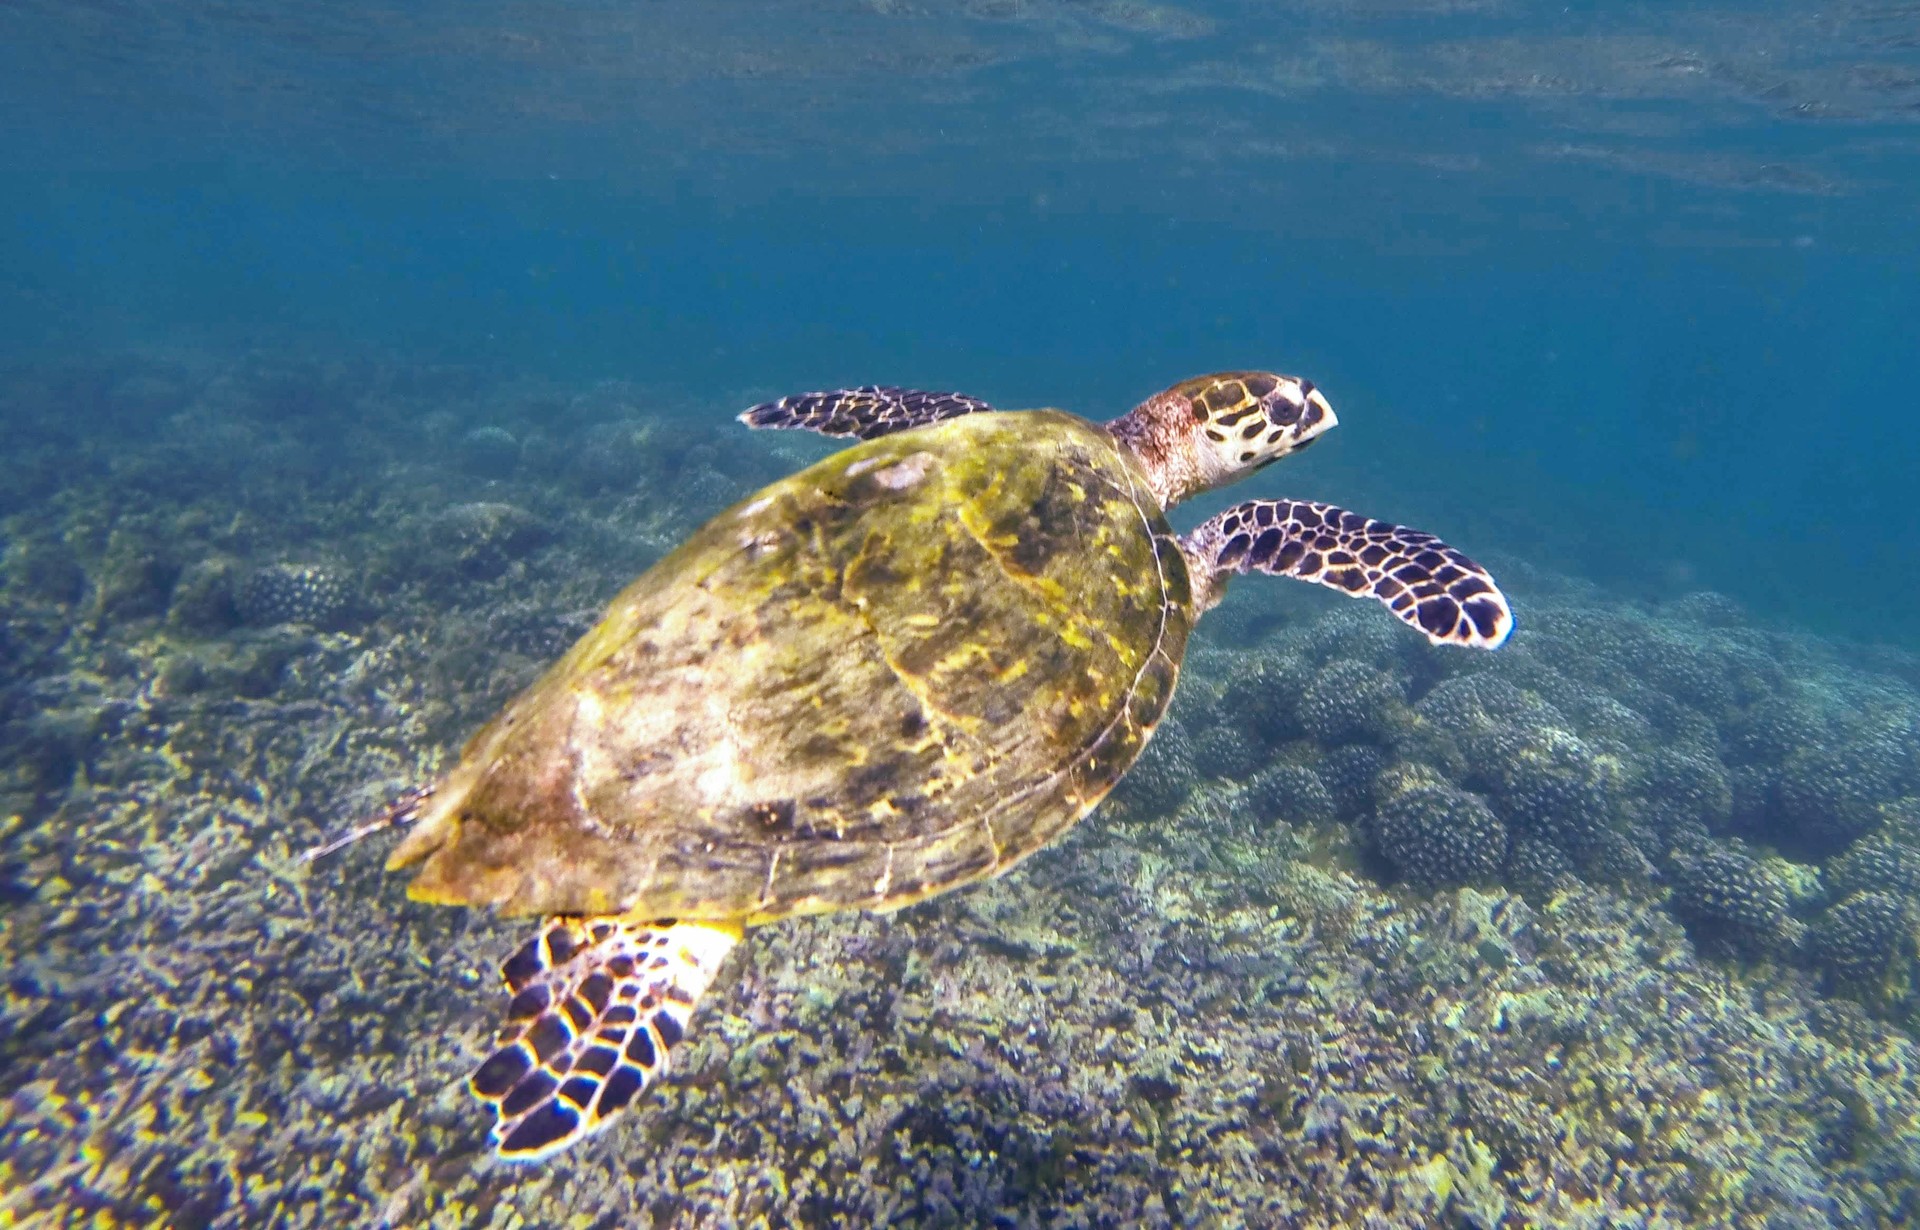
[1297,380,1337,438]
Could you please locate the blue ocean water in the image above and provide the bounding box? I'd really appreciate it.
[5,0,1917,645]
[4,2,1920,1225]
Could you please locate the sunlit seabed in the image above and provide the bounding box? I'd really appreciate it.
[1,354,1916,1226]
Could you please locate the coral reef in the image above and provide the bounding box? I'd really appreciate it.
[1828,835,1920,902]
[456,426,522,479]
[233,563,353,629]
[1774,743,1898,858]
[1311,743,1389,822]
[1369,768,1508,892]
[1665,843,1799,960]
[1809,891,1915,1003]
[3,352,1920,1226]
[1242,763,1336,830]
[1296,658,1404,747]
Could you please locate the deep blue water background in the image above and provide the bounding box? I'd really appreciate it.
[2,0,1917,646]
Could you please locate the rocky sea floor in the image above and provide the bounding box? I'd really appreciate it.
[3,353,1919,1227]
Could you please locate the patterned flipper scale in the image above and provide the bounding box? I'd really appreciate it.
[470,917,743,1161]
[1185,499,1514,648]
[737,386,995,440]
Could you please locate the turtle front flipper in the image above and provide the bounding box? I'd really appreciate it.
[470,917,743,1161]
[1182,498,1514,649]
[738,385,994,439]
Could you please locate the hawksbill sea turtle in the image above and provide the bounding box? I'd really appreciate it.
[305,372,1514,1161]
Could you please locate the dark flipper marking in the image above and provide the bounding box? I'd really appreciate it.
[1183,498,1514,649]
[474,917,741,1162]
[738,386,994,440]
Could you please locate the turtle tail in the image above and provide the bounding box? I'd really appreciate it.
[469,916,743,1161]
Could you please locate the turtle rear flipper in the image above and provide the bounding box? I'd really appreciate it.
[1183,498,1514,649]
[297,784,434,864]
[738,385,994,439]
[470,917,742,1161]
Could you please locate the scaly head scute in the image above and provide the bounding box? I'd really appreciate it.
[1107,371,1337,509]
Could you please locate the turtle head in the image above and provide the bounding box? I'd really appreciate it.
[1107,371,1336,508]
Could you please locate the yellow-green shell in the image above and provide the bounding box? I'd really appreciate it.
[389,411,1193,921]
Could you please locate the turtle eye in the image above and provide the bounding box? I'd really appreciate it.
[1271,380,1336,443]
[1259,379,1313,431]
